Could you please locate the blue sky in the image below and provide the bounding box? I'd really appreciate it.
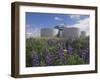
[25,12,90,38]
[26,12,89,28]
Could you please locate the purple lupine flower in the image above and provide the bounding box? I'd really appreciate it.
[83,48,89,63]
[31,49,39,66]
[81,50,86,60]
[58,47,64,59]
[67,45,73,55]
[86,48,89,56]
[77,48,82,58]
[58,47,67,64]
[86,48,89,63]
[43,48,53,66]
[45,53,53,65]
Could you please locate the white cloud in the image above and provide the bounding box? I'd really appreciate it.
[26,33,32,38]
[26,24,30,28]
[70,15,81,20]
[54,17,62,21]
[26,25,41,38]
[67,17,90,35]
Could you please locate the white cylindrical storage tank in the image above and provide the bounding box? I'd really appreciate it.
[41,28,57,37]
[81,31,86,37]
[62,27,80,40]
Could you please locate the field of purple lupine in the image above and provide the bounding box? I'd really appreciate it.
[26,37,89,67]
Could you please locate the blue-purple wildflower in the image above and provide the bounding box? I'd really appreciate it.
[45,53,53,65]
[58,47,67,64]
[31,49,39,66]
[67,45,73,55]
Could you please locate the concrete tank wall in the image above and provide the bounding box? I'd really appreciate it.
[62,27,80,40]
[80,31,86,37]
[41,28,58,37]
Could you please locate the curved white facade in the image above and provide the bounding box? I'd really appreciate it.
[62,27,80,40]
[81,31,86,37]
[41,28,58,37]
[41,27,80,40]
